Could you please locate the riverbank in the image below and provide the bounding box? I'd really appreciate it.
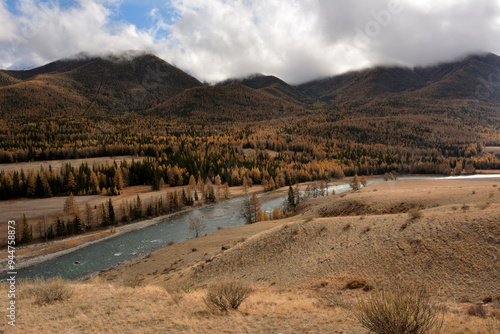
[4,173,500,277]
[0,184,278,272]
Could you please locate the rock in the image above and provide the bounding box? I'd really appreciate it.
[221,246,231,251]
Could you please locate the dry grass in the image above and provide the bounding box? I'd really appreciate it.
[204,281,252,312]
[468,304,488,318]
[21,277,73,305]
[353,284,443,334]
[408,208,423,220]
[4,177,499,332]
[2,279,499,333]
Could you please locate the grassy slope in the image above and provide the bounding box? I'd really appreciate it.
[2,178,500,333]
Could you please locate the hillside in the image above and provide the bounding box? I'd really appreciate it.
[296,66,425,102]
[1,52,500,123]
[0,71,21,86]
[151,82,310,121]
[0,54,204,117]
[218,74,312,105]
[297,52,500,104]
[100,178,500,302]
[3,177,499,333]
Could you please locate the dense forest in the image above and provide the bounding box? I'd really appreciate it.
[1,113,499,201]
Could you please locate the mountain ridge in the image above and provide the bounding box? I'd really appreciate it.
[1,51,499,120]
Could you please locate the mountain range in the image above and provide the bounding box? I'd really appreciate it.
[1,52,499,122]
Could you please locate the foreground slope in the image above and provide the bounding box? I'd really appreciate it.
[101,177,500,302]
[4,177,500,334]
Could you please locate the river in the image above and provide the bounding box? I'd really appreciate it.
[3,174,499,281]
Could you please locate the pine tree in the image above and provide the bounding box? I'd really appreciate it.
[56,218,66,237]
[182,189,189,205]
[120,200,128,223]
[146,203,153,217]
[152,175,161,191]
[108,198,116,225]
[26,172,36,198]
[294,184,301,205]
[188,175,197,190]
[46,225,55,240]
[262,178,269,191]
[20,214,32,244]
[85,203,94,229]
[65,172,77,194]
[360,176,368,187]
[286,185,296,211]
[349,174,361,191]
[64,193,79,216]
[73,215,84,234]
[135,195,142,219]
[241,193,261,224]
[268,177,275,191]
[214,175,222,186]
[113,168,125,190]
[89,171,100,194]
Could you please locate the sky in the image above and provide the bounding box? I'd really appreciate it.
[1,0,500,84]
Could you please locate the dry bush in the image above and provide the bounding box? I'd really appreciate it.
[29,277,73,305]
[204,281,252,312]
[408,208,423,220]
[353,285,443,334]
[163,277,195,305]
[121,275,144,288]
[467,304,487,318]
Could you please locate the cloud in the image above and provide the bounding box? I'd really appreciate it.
[1,0,500,83]
[0,0,159,69]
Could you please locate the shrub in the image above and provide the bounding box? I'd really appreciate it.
[122,275,143,288]
[408,209,423,220]
[204,281,252,312]
[31,277,73,305]
[353,285,443,334]
[467,304,487,318]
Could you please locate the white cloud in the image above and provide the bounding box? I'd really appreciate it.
[0,0,160,69]
[1,0,500,83]
[0,1,16,42]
